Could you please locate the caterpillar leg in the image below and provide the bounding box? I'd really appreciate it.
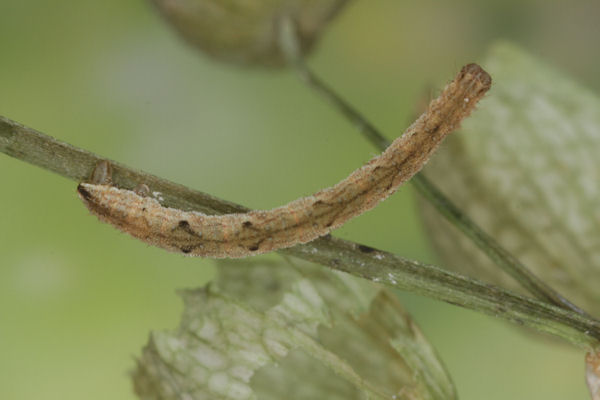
[89,160,113,185]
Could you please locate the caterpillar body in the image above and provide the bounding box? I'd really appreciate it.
[78,64,491,258]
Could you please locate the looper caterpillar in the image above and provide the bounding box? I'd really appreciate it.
[78,63,491,258]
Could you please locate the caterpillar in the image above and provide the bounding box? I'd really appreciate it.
[78,63,491,258]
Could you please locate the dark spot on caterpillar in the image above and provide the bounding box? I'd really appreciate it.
[180,245,193,254]
[142,207,147,212]
[176,220,203,238]
[330,258,341,266]
[357,244,376,253]
[425,120,443,134]
[77,184,92,201]
[247,238,266,252]
[242,221,253,227]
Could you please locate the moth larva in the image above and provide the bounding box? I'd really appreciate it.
[78,64,491,258]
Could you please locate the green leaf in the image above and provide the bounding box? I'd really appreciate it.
[420,41,600,313]
[132,259,456,399]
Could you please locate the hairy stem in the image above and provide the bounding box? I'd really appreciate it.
[1,115,600,347]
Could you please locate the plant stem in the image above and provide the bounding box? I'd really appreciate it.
[1,115,600,347]
[277,17,587,317]
[411,174,589,315]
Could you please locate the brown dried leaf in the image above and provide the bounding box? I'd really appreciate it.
[149,0,350,66]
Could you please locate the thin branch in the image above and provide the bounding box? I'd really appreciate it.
[1,115,600,347]
[411,174,589,315]
[277,17,588,317]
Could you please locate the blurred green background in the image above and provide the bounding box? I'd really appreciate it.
[1,0,599,399]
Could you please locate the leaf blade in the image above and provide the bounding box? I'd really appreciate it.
[420,41,600,313]
[132,259,457,399]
